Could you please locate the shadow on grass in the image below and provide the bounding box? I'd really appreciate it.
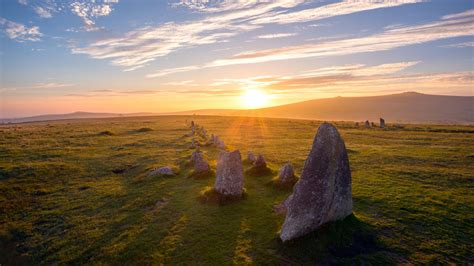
[273,214,395,264]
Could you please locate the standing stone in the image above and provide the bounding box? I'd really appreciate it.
[371,122,376,127]
[280,123,352,242]
[355,122,359,127]
[194,154,211,173]
[278,162,297,186]
[364,120,370,128]
[247,151,256,163]
[214,150,244,196]
[214,137,226,149]
[190,150,203,164]
[380,118,385,128]
[254,154,267,169]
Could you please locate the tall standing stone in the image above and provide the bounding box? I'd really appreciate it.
[380,118,385,128]
[214,150,244,196]
[280,123,352,242]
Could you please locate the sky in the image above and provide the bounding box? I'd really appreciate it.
[0,0,473,118]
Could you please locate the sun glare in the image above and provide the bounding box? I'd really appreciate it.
[241,89,269,109]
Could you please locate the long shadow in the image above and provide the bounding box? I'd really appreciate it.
[272,214,397,265]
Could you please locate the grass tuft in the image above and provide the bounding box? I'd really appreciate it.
[187,169,214,179]
[136,127,153,133]
[98,130,115,136]
[197,186,247,205]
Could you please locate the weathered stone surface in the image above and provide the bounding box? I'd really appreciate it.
[191,151,211,173]
[191,150,201,163]
[149,166,175,177]
[380,118,385,128]
[278,162,297,185]
[274,194,293,214]
[365,120,371,128]
[214,136,226,149]
[280,123,352,242]
[214,150,244,196]
[247,151,256,163]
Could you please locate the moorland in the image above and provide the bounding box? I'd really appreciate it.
[1,115,473,264]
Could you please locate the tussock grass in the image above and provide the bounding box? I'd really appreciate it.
[136,127,153,133]
[99,130,115,136]
[197,186,247,205]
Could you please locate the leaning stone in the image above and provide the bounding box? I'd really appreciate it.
[214,150,244,196]
[149,166,175,177]
[280,123,352,242]
[278,162,297,186]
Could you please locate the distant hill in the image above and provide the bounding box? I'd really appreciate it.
[0,111,157,124]
[1,92,473,124]
[176,92,474,124]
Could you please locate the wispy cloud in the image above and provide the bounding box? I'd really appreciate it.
[0,18,43,42]
[164,80,196,86]
[74,0,421,72]
[72,1,304,71]
[441,41,474,48]
[210,9,474,67]
[2,82,75,91]
[251,0,423,25]
[66,89,162,97]
[34,6,54,18]
[257,33,297,39]
[172,0,266,13]
[18,1,119,29]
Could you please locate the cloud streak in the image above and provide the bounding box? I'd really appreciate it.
[257,33,297,39]
[210,9,474,67]
[74,0,420,72]
[251,0,423,25]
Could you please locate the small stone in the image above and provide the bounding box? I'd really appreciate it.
[247,151,256,163]
[191,151,211,173]
[278,162,297,186]
[214,150,244,196]
[253,154,267,169]
[149,166,175,177]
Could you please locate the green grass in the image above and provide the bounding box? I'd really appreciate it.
[0,115,473,264]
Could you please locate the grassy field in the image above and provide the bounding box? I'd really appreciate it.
[1,115,473,265]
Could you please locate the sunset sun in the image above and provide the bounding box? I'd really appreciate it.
[241,89,269,109]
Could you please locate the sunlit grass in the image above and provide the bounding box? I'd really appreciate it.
[0,116,472,264]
